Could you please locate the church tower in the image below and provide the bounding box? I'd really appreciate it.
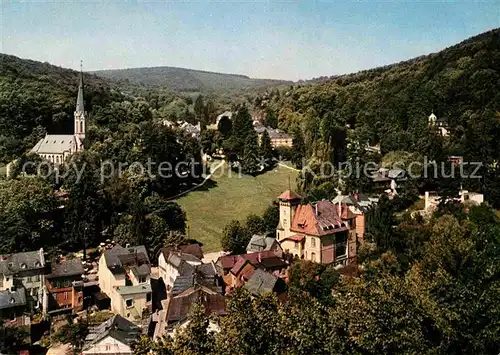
[74,62,86,149]
[276,190,302,241]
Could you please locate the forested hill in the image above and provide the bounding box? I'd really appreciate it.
[265,28,500,164]
[91,66,290,92]
[0,54,123,162]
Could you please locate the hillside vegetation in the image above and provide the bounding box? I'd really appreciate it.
[0,54,123,162]
[259,29,500,201]
[91,66,290,92]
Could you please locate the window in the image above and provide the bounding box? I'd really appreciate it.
[283,218,287,227]
[126,299,133,308]
[139,277,146,284]
[20,263,27,269]
[80,121,84,133]
[311,238,316,248]
[64,292,68,300]
[34,275,40,282]
[32,288,39,296]
[146,293,152,302]
[311,252,316,262]
[27,276,32,282]
[294,241,299,249]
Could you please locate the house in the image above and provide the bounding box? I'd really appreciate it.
[216,251,288,293]
[158,249,202,290]
[45,258,84,314]
[428,112,449,137]
[98,245,152,322]
[30,68,86,163]
[244,269,286,296]
[169,262,221,297]
[216,251,286,276]
[276,190,357,266]
[0,288,30,327]
[0,249,46,312]
[246,235,282,254]
[153,284,226,340]
[254,124,293,148]
[82,315,141,355]
[332,193,378,243]
[369,168,407,193]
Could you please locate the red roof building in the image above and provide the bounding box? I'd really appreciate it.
[276,191,357,266]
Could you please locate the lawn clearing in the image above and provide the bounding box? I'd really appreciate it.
[176,162,299,252]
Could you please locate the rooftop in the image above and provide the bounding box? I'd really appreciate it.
[0,249,44,276]
[115,284,152,295]
[0,289,26,310]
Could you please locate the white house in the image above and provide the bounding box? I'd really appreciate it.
[82,315,141,355]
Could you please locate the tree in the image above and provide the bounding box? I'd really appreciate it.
[291,128,305,169]
[261,205,279,232]
[221,220,250,254]
[240,132,260,175]
[231,106,254,155]
[51,320,88,352]
[217,115,232,138]
[264,108,278,128]
[0,324,29,354]
[245,214,264,236]
[194,95,204,120]
[259,130,274,167]
[173,303,215,354]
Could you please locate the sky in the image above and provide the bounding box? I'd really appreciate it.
[1,1,499,80]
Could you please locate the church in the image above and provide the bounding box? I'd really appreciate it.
[30,69,86,163]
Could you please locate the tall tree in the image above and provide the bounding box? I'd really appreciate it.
[221,220,250,254]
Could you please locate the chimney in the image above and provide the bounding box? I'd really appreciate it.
[353,193,359,201]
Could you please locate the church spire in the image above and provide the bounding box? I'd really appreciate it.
[75,61,84,113]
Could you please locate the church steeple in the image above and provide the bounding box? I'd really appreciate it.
[74,61,86,149]
[75,62,85,113]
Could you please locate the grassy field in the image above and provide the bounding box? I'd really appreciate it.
[176,162,299,252]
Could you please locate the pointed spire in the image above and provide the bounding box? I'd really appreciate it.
[75,60,84,113]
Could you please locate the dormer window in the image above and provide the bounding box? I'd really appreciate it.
[8,262,13,269]
[35,261,41,267]
[20,263,27,269]
[9,298,15,304]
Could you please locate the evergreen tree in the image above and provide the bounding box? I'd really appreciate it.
[259,130,274,167]
[291,128,305,168]
[231,106,254,155]
[240,132,260,175]
[194,95,204,120]
[264,107,278,128]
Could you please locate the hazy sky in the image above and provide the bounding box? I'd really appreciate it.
[2,1,499,80]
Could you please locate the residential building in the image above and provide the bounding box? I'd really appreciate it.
[30,67,86,163]
[216,251,287,293]
[244,269,286,297]
[0,288,30,327]
[428,112,449,137]
[82,315,141,355]
[45,258,84,314]
[0,249,46,312]
[254,124,293,148]
[369,168,407,193]
[98,245,152,322]
[158,250,202,290]
[332,193,378,243]
[246,235,282,254]
[276,190,357,266]
[153,284,226,340]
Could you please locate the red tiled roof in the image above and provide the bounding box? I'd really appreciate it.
[217,251,279,270]
[278,190,302,201]
[290,200,349,237]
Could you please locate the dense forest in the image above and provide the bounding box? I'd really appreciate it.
[253,29,500,205]
[92,66,290,92]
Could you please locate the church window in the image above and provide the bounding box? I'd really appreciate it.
[80,121,84,133]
